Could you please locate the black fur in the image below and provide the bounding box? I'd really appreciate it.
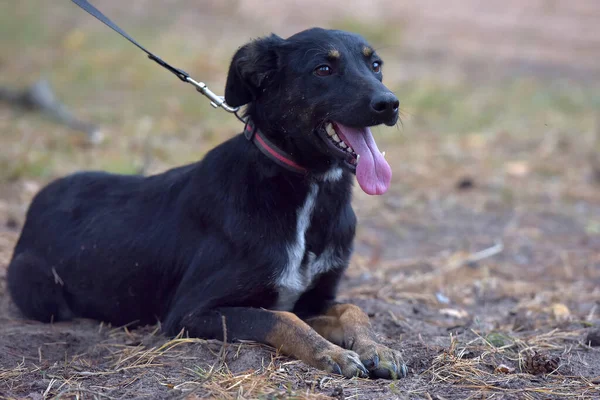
[7,28,399,340]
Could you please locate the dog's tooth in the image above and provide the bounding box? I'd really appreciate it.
[382,151,386,158]
[339,142,347,149]
[325,123,335,137]
[356,154,360,163]
[346,147,352,153]
[332,134,341,142]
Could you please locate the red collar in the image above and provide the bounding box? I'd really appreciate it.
[244,119,308,174]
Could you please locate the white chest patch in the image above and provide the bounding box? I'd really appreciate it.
[273,183,342,311]
[319,167,343,183]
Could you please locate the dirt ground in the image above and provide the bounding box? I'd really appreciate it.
[1,1,600,399]
[2,138,600,399]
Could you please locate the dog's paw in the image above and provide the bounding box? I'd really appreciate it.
[354,341,408,380]
[315,347,369,378]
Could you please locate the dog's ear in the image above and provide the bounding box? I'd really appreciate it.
[224,34,284,107]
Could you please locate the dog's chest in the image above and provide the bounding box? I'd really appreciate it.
[273,181,344,311]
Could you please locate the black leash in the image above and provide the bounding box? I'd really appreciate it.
[71,0,244,122]
[71,0,309,173]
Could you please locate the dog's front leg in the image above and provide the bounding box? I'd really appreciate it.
[306,303,407,379]
[171,307,368,378]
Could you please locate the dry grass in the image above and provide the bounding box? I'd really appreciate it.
[0,325,365,399]
[1,219,598,399]
[1,119,599,398]
[426,331,597,398]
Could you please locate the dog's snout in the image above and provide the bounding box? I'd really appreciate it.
[370,93,399,124]
[371,93,399,114]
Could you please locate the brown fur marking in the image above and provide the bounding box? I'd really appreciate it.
[265,310,368,377]
[328,49,341,59]
[265,311,330,362]
[362,46,373,57]
[305,315,345,346]
[307,303,376,348]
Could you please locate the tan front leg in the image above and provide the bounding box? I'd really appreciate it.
[306,303,408,379]
[266,311,368,378]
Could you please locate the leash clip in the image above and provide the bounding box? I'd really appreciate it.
[185,77,238,113]
[71,0,246,123]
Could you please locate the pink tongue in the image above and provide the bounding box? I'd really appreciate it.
[335,123,392,195]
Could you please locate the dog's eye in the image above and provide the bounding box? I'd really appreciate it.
[372,61,382,73]
[314,65,333,77]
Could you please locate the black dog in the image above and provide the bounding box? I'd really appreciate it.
[7,28,406,379]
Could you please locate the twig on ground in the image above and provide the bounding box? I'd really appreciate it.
[0,78,102,144]
[53,386,116,400]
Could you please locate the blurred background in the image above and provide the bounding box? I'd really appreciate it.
[1,1,599,183]
[1,2,599,398]
[1,0,599,276]
[0,1,598,167]
[1,0,600,285]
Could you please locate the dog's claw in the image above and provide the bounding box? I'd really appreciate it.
[373,361,408,379]
[319,348,369,379]
[358,362,369,376]
[399,363,409,378]
[332,363,342,375]
[355,341,407,380]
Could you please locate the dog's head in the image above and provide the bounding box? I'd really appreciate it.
[225,28,398,195]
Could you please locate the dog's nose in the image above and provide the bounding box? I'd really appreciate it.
[370,93,399,123]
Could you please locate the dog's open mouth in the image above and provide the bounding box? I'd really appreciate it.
[319,121,392,195]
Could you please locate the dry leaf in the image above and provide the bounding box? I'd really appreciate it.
[495,364,516,374]
[522,352,560,375]
[505,161,530,177]
[551,303,571,322]
[439,308,469,319]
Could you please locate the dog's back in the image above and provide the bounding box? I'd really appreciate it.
[9,168,182,325]
[7,132,348,326]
